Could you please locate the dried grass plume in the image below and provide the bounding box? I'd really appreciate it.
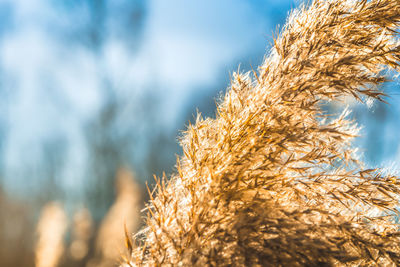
[35,202,68,267]
[127,0,400,266]
[69,207,93,261]
[90,168,142,267]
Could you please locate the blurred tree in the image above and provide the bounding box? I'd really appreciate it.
[43,0,148,219]
[0,1,148,266]
[40,136,67,202]
[84,86,130,220]
[0,71,7,187]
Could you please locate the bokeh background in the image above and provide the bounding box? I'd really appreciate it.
[0,0,399,266]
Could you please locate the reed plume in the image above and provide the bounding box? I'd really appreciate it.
[69,207,93,261]
[127,0,400,265]
[89,168,142,267]
[35,202,68,267]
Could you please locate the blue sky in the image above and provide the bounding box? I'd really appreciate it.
[0,0,398,198]
[0,0,292,194]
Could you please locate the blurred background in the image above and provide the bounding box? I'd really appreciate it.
[0,0,399,266]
